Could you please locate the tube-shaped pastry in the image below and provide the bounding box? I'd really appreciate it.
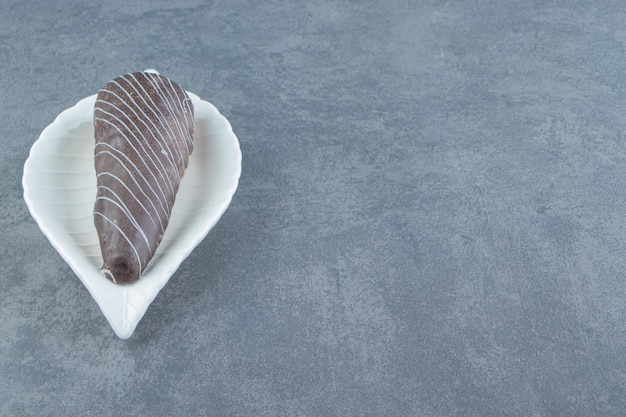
[93,71,194,284]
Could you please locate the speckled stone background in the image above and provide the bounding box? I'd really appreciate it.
[2,0,626,416]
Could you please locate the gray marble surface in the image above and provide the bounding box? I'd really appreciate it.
[2,0,626,415]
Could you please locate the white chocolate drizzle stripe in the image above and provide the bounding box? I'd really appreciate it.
[96,175,160,232]
[95,145,170,218]
[94,121,171,219]
[103,80,184,171]
[94,108,176,198]
[95,195,151,251]
[94,211,143,277]
[96,88,181,178]
[143,72,194,160]
[122,74,185,163]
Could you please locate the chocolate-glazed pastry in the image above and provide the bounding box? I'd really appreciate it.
[93,71,194,284]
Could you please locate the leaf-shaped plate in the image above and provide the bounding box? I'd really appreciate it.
[22,92,241,339]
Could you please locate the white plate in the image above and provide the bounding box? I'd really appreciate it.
[22,92,241,339]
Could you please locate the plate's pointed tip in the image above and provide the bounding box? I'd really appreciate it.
[91,283,146,341]
[102,303,142,340]
[112,323,136,340]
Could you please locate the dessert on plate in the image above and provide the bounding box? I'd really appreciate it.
[93,71,194,284]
